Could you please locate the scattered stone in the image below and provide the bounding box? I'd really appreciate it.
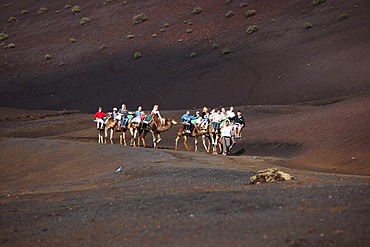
[37,7,49,14]
[250,168,294,184]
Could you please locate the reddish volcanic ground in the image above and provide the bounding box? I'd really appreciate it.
[0,0,369,246]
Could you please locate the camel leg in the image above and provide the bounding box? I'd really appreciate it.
[151,131,156,149]
[98,132,102,143]
[104,129,108,144]
[133,129,138,147]
[122,132,127,146]
[194,136,198,152]
[137,133,141,147]
[110,129,113,144]
[129,128,134,146]
[175,135,180,151]
[212,135,218,155]
[201,135,209,153]
[183,135,190,151]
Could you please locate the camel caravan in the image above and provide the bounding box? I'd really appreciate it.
[93,104,245,155]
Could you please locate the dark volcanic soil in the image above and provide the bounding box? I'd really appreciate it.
[0,0,369,111]
[1,98,370,246]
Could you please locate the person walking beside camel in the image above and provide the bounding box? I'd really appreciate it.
[221,120,234,155]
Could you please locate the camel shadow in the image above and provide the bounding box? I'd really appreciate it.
[231,141,303,158]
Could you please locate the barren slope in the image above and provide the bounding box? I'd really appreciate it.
[0,0,369,111]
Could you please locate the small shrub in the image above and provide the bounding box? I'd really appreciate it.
[225,11,235,18]
[304,22,313,29]
[193,7,202,15]
[55,10,62,14]
[58,61,64,66]
[339,13,348,20]
[152,33,157,38]
[313,0,325,5]
[8,16,17,22]
[64,4,71,9]
[222,48,231,54]
[246,25,258,34]
[212,43,219,49]
[45,54,52,60]
[69,38,77,43]
[126,34,135,39]
[37,7,48,14]
[163,22,170,27]
[80,17,90,25]
[159,28,166,32]
[188,21,193,25]
[245,10,256,17]
[71,6,81,13]
[134,52,142,59]
[226,0,233,3]
[0,33,8,41]
[0,42,4,47]
[186,28,193,33]
[189,52,197,58]
[8,43,15,49]
[133,13,147,24]
[21,10,28,15]
[240,3,248,8]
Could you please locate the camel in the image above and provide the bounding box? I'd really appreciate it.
[128,120,142,147]
[103,117,120,144]
[208,123,223,154]
[175,122,212,152]
[138,115,177,148]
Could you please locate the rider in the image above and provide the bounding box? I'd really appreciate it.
[226,106,236,122]
[93,106,108,130]
[200,107,210,129]
[111,107,119,119]
[192,111,202,129]
[181,110,196,134]
[118,104,130,127]
[233,110,245,138]
[151,104,165,125]
[209,108,223,133]
[132,105,144,124]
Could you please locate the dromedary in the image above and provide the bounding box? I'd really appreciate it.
[128,120,142,147]
[175,123,212,153]
[138,115,177,148]
[103,117,120,144]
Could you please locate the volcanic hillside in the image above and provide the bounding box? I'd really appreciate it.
[0,0,369,111]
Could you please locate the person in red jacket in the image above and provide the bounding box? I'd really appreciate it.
[94,106,108,130]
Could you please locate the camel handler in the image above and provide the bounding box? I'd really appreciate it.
[221,120,234,155]
[93,106,108,130]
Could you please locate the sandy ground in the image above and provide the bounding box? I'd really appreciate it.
[1,96,369,246]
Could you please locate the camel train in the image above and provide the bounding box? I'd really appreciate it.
[97,115,223,154]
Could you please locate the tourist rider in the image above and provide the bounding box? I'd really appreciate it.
[233,110,245,138]
[151,104,165,125]
[118,104,130,127]
[94,106,108,130]
[181,110,196,134]
[209,108,223,133]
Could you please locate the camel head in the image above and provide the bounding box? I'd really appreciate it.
[166,118,177,125]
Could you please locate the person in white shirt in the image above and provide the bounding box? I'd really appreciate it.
[226,106,235,121]
[221,120,234,155]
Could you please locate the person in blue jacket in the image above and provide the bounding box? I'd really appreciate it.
[181,110,197,133]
